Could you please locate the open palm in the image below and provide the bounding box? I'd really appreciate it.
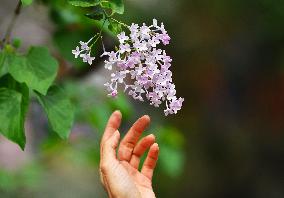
[100,111,159,198]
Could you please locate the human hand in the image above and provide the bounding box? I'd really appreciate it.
[100,111,159,198]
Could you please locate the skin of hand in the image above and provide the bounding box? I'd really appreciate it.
[100,110,159,198]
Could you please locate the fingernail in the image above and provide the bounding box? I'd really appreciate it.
[148,134,156,140]
[114,130,120,137]
[113,110,122,117]
[114,110,121,114]
[143,115,150,120]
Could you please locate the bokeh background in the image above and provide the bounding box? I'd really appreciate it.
[1,0,284,197]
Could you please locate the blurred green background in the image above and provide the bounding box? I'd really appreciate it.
[0,0,284,197]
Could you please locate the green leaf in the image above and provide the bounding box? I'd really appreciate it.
[102,0,124,14]
[12,38,22,49]
[0,74,29,150]
[36,86,74,139]
[8,46,58,95]
[85,6,105,21]
[85,12,104,21]
[0,88,26,149]
[21,0,33,6]
[0,51,5,74]
[108,21,122,34]
[68,0,101,7]
[0,50,9,77]
[18,85,29,144]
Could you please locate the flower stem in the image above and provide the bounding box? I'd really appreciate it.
[109,17,129,28]
[90,19,107,48]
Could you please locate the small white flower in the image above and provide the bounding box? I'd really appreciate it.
[148,37,160,47]
[101,51,109,57]
[104,82,111,91]
[153,19,158,27]
[117,32,129,44]
[72,46,81,58]
[160,23,166,33]
[164,108,173,116]
[79,41,90,51]
[104,60,113,70]
[169,97,184,114]
[72,38,96,65]
[140,23,151,39]
[130,23,139,33]
[119,43,131,54]
[87,56,95,65]
[134,41,148,52]
[111,71,127,83]
[80,53,95,65]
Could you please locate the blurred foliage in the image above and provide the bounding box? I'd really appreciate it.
[64,80,134,132]
[156,126,185,178]
[0,164,42,195]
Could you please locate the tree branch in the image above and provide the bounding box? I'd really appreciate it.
[1,0,22,48]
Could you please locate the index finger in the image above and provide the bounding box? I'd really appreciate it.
[118,115,150,161]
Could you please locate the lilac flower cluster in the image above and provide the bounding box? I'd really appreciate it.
[72,37,96,65]
[102,19,184,115]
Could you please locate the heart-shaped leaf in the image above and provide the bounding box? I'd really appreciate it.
[0,88,26,149]
[36,86,75,139]
[85,6,105,21]
[8,46,58,95]
[102,0,124,14]
[0,74,29,150]
[108,21,122,34]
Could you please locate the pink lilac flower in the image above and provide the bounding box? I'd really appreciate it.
[79,41,90,50]
[72,37,96,65]
[72,46,81,58]
[117,32,129,43]
[102,19,184,115]
[80,53,95,65]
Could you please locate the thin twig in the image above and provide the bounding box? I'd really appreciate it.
[109,17,129,28]
[1,0,22,48]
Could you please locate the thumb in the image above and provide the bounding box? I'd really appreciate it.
[102,130,120,164]
[100,130,120,197]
